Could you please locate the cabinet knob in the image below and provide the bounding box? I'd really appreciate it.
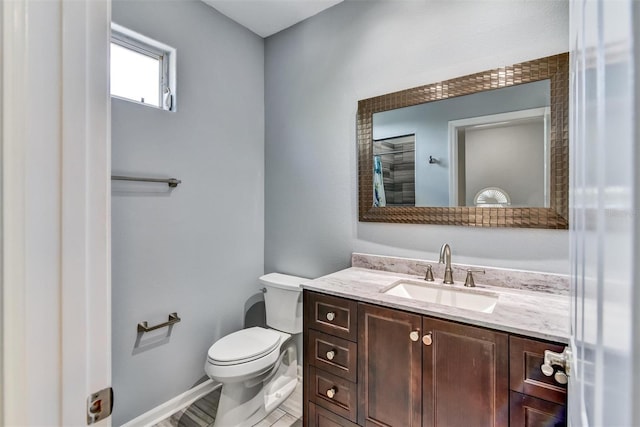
[554,370,568,385]
[409,330,420,342]
[326,387,337,399]
[422,332,433,346]
[541,363,555,376]
[326,350,336,360]
[326,311,336,322]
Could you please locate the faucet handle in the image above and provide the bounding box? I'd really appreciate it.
[417,263,435,281]
[464,269,485,287]
[423,264,434,282]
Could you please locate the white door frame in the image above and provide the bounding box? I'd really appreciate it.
[569,0,640,425]
[2,0,112,425]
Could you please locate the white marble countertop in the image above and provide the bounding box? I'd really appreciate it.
[302,266,570,343]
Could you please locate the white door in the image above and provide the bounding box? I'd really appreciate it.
[569,0,639,425]
[2,0,112,425]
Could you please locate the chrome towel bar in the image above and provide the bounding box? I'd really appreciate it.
[112,175,182,188]
[137,312,181,333]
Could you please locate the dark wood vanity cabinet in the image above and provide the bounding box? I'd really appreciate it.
[303,291,567,427]
[358,303,509,427]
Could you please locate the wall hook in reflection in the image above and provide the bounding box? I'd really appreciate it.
[429,156,439,164]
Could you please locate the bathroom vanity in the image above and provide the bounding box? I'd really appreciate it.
[301,254,570,427]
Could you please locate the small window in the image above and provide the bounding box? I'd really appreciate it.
[110,23,176,111]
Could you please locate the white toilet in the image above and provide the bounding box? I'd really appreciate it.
[204,273,307,427]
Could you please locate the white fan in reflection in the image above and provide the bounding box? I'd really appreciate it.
[473,187,511,207]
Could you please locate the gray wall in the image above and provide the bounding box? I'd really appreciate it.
[465,121,546,207]
[264,0,570,278]
[373,80,550,206]
[111,1,264,424]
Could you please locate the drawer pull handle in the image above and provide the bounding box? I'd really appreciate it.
[326,350,336,360]
[326,387,337,399]
[409,330,420,342]
[326,311,336,322]
[422,332,433,346]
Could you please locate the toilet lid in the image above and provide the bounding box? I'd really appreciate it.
[207,327,281,365]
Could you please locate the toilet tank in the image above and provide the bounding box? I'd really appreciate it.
[260,273,309,334]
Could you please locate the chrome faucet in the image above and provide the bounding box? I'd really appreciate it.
[439,243,454,284]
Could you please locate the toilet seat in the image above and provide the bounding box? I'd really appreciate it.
[207,327,281,366]
[205,327,292,384]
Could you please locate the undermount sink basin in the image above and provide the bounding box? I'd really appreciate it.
[381,280,499,313]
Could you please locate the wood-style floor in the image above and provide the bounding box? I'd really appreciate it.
[153,380,302,427]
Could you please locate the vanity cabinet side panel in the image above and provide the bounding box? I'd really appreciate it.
[357,303,422,427]
[422,317,509,427]
[303,290,311,426]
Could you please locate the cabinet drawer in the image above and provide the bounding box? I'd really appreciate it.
[308,330,357,382]
[305,291,357,341]
[308,366,357,423]
[510,336,567,405]
[308,402,359,427]
[510,391,566,427]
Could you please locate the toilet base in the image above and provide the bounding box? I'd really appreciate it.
[212,341,298,427]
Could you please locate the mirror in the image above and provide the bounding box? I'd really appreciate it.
[358,53,568,228]
[373,80,551,208]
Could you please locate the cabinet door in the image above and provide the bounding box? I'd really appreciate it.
[422,317,509,427]
[358,303,422,427]
[510,392,566,427]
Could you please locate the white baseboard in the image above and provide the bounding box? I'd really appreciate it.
[121,379,220,427]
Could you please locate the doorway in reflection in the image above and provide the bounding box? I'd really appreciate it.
[373,134,415,206]
[450,107,550,208]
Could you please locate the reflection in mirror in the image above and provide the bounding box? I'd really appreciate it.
[373,134,415,207]
[372,80,550,208]
[357,53,569,228]
[452,108,549,208]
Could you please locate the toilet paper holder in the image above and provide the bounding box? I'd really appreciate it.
[137,312,181,333]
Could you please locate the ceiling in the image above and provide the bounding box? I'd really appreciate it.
[202,0,344,38]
